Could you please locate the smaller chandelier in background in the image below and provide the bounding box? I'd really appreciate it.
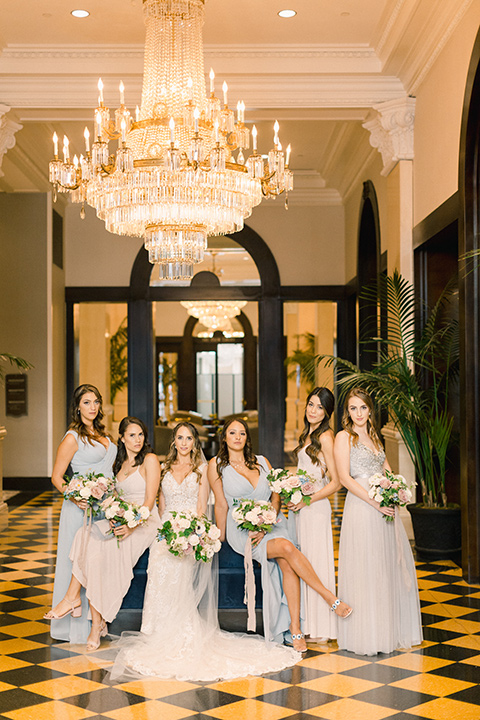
[49,0,293,282]
[181,300,247,332]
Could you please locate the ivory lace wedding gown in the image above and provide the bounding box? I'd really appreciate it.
[109,469,300,682]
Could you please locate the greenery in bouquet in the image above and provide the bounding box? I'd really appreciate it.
[157,511,222,562]
[100,493,150,545]
[231,498,278,533]
[368,470,415,522]
[267,467,316,509]
[63,472,115,515]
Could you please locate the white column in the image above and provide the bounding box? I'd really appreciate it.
[0,105,23,178]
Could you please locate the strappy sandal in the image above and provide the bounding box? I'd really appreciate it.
[43,600,82,620]
[331,598,353,618]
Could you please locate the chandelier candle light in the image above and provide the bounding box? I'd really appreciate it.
[49,0,293,281]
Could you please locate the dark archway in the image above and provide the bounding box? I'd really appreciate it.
[357,181,381,370]
[127,225,284,465]
[459,27,480,583]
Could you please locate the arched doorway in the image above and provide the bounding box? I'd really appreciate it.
[357,180,381,370]
[127,225,286,466]
[459,27,480,582]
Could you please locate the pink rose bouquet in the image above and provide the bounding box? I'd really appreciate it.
[100,494,150,545]
[368,470,414,522]
[63,472,115,515]
[266,467,316,509]
[157,511,222,562]
[231,498,279,533]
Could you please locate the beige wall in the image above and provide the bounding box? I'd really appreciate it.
[0,193,63,477]
[413,4,480,225]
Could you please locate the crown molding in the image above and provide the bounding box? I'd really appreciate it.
[0,74,406,111]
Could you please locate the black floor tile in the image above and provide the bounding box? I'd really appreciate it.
[422,627,463,642]
[160,688,243,712]
[353,685,435,711]
[416,643,480,661]
[0,664,66,687]
[10,645,76,664]
[447,684,480,704]
[62,687,145,712]
[258,686,339,711]
[264,665,328,684]
[0,688,50,711]
[429,662,480,683]
[341,663,417,683]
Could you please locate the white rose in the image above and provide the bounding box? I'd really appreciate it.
[127,520,137,528]
[232,509,243,521]
[189,534,200,546]
[245,510,260,523]
[263,510,277,524]
[205,546,214,558]
[105,507,115,519]
[139,506,150,520]
[374,493,383,503]
[213,539,221,552]
[367,488,376,499]
[79,487,91,499]
[207,525,221,540]
[178,517,191,529]
[291,491,302,505]
[272,481,283,493]
[124,509,135,523]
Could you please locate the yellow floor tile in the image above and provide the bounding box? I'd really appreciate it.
[404,697,480,719]
[377,654,453,672]
[0,656,32,672]
[207,677,291,698]
[2,701,97,720]
[0,581,27,592]
[390,673,474,696]
[0,594,16,602]
[443,634,480,651]
[114,678,200,699]
[299,653,369,673]
[419,603,476,618]
[14,552,56,560]
[417,579,445,590]
[20,593,54,606]
[1,621,50,637]
[0,681,17,692]
[208,698,295,720]
[2,560,51,571]
[460,654,480,666]
[102,701,195,720]
[418,589,467,602]
[0,570,38,581]
[23,675,106,699]
[428,618,480,634]
[0,638,45,655]
[298,673,383,697]
[307,698,397,719]
[41,655,112,674]
[9,607,51,620]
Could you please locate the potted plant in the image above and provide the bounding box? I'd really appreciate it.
[317,270,460,560]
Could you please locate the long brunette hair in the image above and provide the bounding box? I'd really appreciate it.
[161,422,204,484]
[216,418,259,474]
[342,387,383,449]
[113,417,153,476]
[69,384,110,445]
[294,387,334,465]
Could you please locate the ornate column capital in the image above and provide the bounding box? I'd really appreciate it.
[362,96,416,176]
[0,105,23,178]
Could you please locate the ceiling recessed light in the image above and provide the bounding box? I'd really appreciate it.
[278,9,297,18]
[71,9,90,18]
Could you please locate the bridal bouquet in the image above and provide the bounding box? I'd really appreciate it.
[100,494,150,544]
[368,470,414,522]
[231,498,278,533]
[267,467,316,509]
[157,511,222,562]
[63,472,115,515]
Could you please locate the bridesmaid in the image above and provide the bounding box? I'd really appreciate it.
[45,417,160,651]
[208,419,352,654]
[49,384,116,643]
[288,387,341,643]
[334,387,422,655]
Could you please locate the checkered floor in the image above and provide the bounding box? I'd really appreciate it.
[0,492,479,720]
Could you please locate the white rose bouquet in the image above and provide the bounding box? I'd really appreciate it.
[157,511,222,562]
[266,467,316,509]
[368,470,415,522]
[63,472,115,515]
[100,493,150,545]
[231,498,279,533]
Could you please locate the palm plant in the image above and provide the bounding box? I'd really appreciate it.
[0,353,32,385]
[285,332,317,392]
[317,270,458,508]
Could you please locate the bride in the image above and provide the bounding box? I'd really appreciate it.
[109,421,301,682]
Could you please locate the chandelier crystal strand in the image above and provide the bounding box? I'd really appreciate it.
[48,0,293,281]
[181,300,247,331]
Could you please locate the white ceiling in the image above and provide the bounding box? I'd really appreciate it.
[0,0,472,203]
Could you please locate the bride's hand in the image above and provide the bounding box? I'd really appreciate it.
[249,530,265,547]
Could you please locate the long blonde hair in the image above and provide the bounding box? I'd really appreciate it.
[161,422,203,484]
[342,387,383,449]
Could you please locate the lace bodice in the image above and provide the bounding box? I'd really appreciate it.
[161,469,202,515]
[350,442,385,479]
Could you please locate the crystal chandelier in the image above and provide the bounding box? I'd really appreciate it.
[181,300,247,331]
[49,0,293,281]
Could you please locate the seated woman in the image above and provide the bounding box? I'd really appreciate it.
[208,419,352,653]
[44,417,160,651]
[109,422,301,682]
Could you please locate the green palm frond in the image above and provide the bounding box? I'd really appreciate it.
[0,353,33,384]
